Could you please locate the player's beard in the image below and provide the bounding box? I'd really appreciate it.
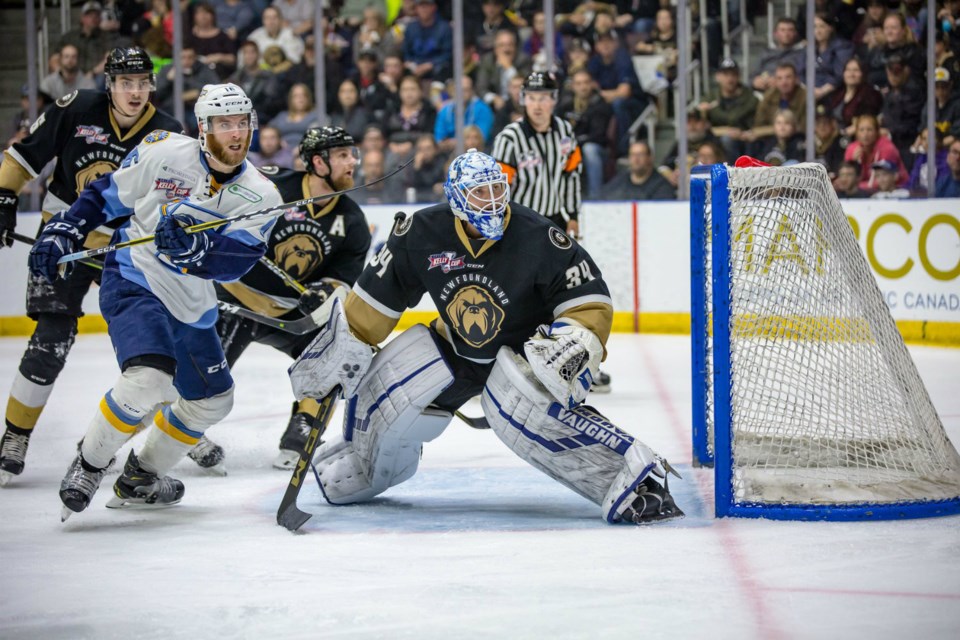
[205,132,252,168]
[330,173,355,192]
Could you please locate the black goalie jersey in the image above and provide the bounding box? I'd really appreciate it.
[3,89,182,242]
[218,167,372,316]
[346,202,613,363]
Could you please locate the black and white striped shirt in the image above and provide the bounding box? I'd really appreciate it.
[492,116,582,222]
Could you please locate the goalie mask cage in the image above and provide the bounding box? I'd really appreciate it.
[690,162,960,521]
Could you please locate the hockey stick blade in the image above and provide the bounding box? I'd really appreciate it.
[217,301,320,335]
[277,386,340,532]
[58,157,414,265]
[455,411,490,429]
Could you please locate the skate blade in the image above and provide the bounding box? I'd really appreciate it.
[273,450,300,470]
[0,470,15,486]
[105,495,183,510]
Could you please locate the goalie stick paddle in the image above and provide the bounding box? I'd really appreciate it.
[57,157,415,265]
[277,386,340,532]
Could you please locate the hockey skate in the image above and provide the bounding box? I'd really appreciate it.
[274,410,320,470]
[622,473,684,524]
[106,450,184,509]
[187,435,226,475]
[0,427,31,486]
[591,370,612,394]
[59,450,113,521]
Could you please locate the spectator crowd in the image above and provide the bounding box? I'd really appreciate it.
[11,0,960,200]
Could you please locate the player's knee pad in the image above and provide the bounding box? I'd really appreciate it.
[170,387,234,431]
[18,314,78,384]
[481,346,667,522]
[313,324,454,504]
[109,366,175,423]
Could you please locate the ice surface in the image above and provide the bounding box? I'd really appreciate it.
[0,333,958,639]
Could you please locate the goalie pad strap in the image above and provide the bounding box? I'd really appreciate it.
[482,346,662,521]
[313,324,455,504]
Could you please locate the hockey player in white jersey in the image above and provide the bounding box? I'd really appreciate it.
[28,84,283,520]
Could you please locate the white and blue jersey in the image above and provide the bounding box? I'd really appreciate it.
[63,130,283,327]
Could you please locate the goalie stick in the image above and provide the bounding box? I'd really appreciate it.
[57,157,415,265]
[277,385,340,532]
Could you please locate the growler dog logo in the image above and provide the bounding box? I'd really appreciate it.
[445,285,505,348]
[74,161,117,194]
[274,235,324,279]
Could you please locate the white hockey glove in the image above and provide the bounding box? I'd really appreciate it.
[288,296,373,400]
[523,322,603,409]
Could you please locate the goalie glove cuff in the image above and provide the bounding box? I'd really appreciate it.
[524,322,603,409]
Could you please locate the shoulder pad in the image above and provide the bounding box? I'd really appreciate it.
[142,130,171,144]
[547,226,572,250]
[393,212,413,237]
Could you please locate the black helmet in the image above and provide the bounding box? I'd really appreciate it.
[299,126,357,173]
[105,47,154,79]
[522,71,559,99]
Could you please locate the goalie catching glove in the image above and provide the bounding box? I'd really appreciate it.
[155,210,211,268]
[523,322,603,409]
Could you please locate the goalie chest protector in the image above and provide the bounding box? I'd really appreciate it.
[354,202,610,363]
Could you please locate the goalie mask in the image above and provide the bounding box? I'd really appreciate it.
[195,83,257,169]
[443,149,510,240]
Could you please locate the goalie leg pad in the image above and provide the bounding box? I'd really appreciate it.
[313,324,454,504]
[482,347,670,522]
[288,296,373,400]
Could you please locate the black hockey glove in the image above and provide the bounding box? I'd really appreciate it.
[155,213,211,268]
[297,282,337,315]
[28,218,85,283]
[0,188,18,248]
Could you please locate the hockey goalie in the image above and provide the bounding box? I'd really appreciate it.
[286,149,683,525]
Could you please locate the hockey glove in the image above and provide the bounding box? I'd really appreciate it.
[155,212,211,268]
[297,282,337,315]
[28,217,85,283]
[0,188,18,248]
[524,322,603,409]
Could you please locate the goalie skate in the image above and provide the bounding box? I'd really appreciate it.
[106,450,184,509]
[187,435,226,476]
[0,428,30,486]
[621,473,684,524]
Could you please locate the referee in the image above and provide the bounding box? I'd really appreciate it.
[492,72,610,393]
[492,72,583,238]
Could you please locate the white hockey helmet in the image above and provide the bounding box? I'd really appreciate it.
[195,83,257,153]
[443,149,510,240]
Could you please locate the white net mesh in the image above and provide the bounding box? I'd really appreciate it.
[714,164,960,507]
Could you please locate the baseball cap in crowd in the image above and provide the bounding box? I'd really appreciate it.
[936,67,951,84]
[357,47,379,62]
[81,1,102,14]
[718,57,739,72]
[871,159,897,173]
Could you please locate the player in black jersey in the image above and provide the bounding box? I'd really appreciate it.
[288,149,683,524]
[0,47,183,485]
[214,126,371,468]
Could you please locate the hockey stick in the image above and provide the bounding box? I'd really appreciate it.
[10,231,105,271]
[216,301,322,335]
[57,157,415,265]
[258,255,307,293]
[455,410,490,429]
[277,385,340,532]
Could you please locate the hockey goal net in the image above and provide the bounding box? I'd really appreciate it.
[690,162,960,520]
